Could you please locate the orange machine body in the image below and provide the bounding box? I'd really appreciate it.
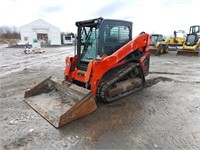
[64,33,151,96]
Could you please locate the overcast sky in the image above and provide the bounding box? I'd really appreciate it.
[0,0,199,37]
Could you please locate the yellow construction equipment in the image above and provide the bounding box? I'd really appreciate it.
[24,18,152,128]
[177,25,200,56]
[149,34,168,55]
[168,30,186,47]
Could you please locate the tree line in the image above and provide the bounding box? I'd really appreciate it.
[0,26,20,39]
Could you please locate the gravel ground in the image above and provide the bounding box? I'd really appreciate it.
[0,46,200,150]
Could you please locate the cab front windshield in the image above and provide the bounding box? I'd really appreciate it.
[186,34,196,45]
[151,35,163,45]
[80,26,99,62]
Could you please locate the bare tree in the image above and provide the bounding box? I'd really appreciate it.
[0,26,20,39]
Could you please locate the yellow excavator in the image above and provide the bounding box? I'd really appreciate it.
[24,18,152,128]
[177,25,200,56]
[168,30,186,47]
[149,34,168,55]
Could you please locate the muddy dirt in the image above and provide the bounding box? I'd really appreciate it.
[0,46,200,150]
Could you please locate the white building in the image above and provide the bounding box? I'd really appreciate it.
[20,19,61,46]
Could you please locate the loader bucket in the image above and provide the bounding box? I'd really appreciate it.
[24,77,97,128]
[177,50,199,56]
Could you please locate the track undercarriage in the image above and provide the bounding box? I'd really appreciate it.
[97,62,144,103]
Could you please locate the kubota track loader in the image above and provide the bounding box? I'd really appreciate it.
[24,18,152,128]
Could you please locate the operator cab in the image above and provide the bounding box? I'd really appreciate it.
[185,25,200,46]
[151,34,164,46]
[76,17,132,71]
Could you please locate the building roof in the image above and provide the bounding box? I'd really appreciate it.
[20,19,60,31]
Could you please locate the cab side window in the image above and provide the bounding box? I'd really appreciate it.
[102,25,130,55]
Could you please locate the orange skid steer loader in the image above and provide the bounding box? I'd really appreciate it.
[24,18,152,128]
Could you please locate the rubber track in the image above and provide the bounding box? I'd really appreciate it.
[96,62,144,103]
